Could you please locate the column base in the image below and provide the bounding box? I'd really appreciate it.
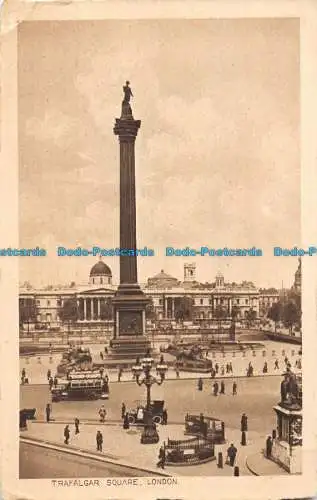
[140,423,160,444]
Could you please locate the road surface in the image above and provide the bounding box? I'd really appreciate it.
[21,375,280,433]
[20,441,153,478]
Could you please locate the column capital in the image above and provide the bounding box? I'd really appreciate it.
[114,118,141,141]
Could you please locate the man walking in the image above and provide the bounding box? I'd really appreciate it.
[118,367,123,382]
[266,435,273,458]
[232,381,237,396]
[213,381,219,396]
[99,405,106,423]
[162,408,168,425]
[157,446,166,469]
[96,430,103,452]
[46,403,51,423]
[74,417,80,434]
[227,443,237,467]
[220,381,225,395]
[64,425,70,445]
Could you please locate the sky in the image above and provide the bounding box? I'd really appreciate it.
[18,19,300,289]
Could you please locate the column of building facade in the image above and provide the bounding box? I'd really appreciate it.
[83,299,87,321]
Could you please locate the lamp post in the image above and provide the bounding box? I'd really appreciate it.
[131,353,168,444]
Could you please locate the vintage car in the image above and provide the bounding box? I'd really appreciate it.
[126,400,165,424]
[51,371,109,402]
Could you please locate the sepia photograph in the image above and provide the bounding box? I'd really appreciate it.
[17,17,304,481]
[1,2,317,500]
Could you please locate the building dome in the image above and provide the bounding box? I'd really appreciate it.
[89,260,112,286]
[147,269,180,289]
[90,261,112,277]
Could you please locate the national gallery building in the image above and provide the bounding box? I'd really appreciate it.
[18,261,292,329]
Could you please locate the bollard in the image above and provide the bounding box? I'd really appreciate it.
[241,431,247,446]
[217,451,223,468]
[262,350,266,357]
[234,466,240,476]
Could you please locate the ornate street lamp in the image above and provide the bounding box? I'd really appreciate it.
[131,353,168,444]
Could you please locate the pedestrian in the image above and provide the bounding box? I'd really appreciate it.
[100,351,104,360]
[47,369,51,380]
[64,425,70,445]
[175,366,180,378]
[21,375,25,385]
[215,363,219,374]
[99,405,106,423]
[22,368,26,379]
[220,381,225,394]
[241,413,248,432]
[157,446,166,469]
[263,361,268,374]
[162,408,168,425]
[118,367,123,382]
[121,402,126,419]
[46,403,51,423]
[232,381,237,395]
[229,362,233,373]
[53,376,58,388]
[297,358,301,369]
[226,443,237,467]
[99,368,104,378]
[274,359,279,370]
[213,381,219,396]
[96,430,103,452]
[74,417,80,434]
[49,377,54,390]
[198,378,203,391]
[123,413,130,429]
[266,435,273,458]
[221,366,225,376]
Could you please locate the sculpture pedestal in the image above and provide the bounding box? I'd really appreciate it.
[271,404,302,474]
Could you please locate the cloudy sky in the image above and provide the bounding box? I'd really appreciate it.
[18,19,300,288]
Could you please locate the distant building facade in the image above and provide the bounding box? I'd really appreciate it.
[19,262,283,330]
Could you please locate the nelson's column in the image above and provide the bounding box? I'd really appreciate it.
[111,82,151,358]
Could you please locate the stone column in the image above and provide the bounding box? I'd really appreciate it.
[171,298,175,319]
[83,299,87,321]
[97,299,101,320]
[112,87,149,338]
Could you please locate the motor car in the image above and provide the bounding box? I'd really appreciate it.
[126,399,165,424]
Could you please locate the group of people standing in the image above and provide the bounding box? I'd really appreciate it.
[62,421,104,452]
[197,377,238,396]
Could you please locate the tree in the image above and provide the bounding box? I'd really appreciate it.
[100,298,113,320]
[19,298,38,333]
[145,297,156,321]
[214,305,227,337]
[245,308,257,327]
[267,301,282,333]
[283,301,300,334]
[174,297,194,322]
[59,298,79,338]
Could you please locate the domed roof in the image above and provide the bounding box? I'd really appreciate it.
[90,260,112,277]
[152,269,176,280]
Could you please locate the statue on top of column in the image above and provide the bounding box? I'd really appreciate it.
[121,81,134,119]
[123,81,133,103]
